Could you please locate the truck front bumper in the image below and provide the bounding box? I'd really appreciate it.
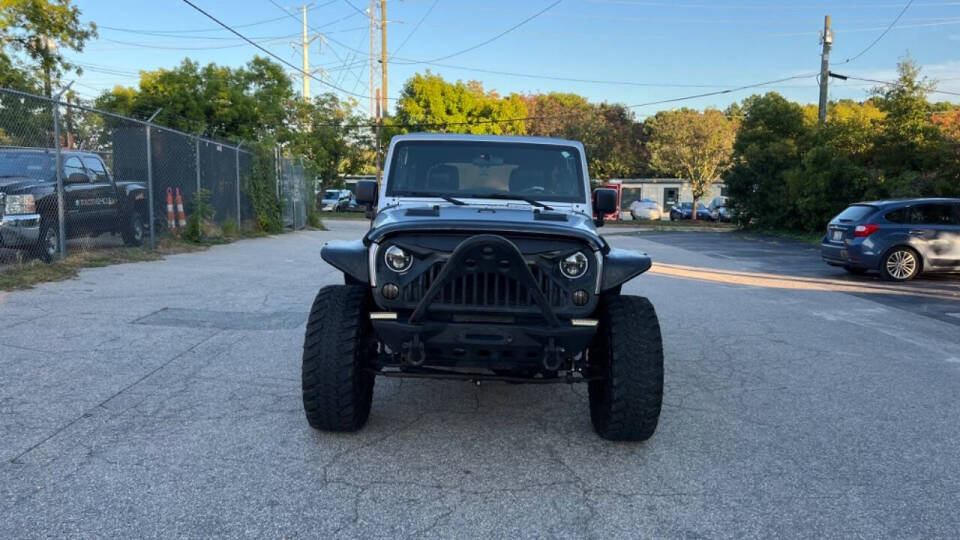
[0,213,41,248]
[372,318,597,371]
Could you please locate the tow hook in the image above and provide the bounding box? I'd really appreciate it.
[402,335,426,366]
[542,338,564,371]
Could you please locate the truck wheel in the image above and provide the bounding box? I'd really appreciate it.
[33,220,60,263]
[302,285,376,432]
[121,210,145,246]
[587,295,664,441]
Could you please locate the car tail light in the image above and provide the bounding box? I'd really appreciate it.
[854,223,879,237]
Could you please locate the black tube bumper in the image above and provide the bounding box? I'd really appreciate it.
[372,319,597,370]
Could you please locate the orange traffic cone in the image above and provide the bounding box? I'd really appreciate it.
[166,187,176,232]
[174,188,187,229]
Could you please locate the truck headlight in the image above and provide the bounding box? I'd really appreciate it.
[384,245,412,273]
[559,252,588,279]
[3,194,36,215]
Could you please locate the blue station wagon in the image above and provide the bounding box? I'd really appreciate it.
[821,198,960,281]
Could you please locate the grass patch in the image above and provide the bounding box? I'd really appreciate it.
[737,228,823,245]
[1,247,163,291]
[608,219,736,231]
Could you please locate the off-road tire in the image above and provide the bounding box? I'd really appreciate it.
[302,285,376,432]
[588,295,664,441]
[33,219,60,263]
[121,210,145,246]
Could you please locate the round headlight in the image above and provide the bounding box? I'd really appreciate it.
[559,252,588,279]
[384,245,412,273]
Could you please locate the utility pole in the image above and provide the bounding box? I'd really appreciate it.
[818,14,833,124]
[289,4,321,101]
[375,88,382,182]
[380,0,388,117]
[369,0,377,119]
[302,4,311,99]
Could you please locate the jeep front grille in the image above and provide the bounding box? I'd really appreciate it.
[401,262,566,308]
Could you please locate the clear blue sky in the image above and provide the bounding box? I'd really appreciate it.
[68,0,960,116]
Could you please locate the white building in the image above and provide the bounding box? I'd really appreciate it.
[603,178,727,213]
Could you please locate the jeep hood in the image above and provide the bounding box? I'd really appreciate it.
[364,204,608,252]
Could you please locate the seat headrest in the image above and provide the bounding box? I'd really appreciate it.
[426,165,460,191]
[509,167,545,193]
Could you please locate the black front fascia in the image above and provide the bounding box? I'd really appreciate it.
[408,234,560,326]
[372,233,599,321]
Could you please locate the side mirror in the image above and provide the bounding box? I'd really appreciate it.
[593,188,617,227]
[66,172,89,184]
[356,180,378,206]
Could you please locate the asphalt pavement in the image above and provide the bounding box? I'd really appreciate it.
[2,221,959,538]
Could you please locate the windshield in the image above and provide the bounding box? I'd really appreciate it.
[323,190,340,199]
[0,151,55,179]
[386,141,586,204]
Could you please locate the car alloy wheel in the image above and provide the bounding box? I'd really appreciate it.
[884,249,918,280]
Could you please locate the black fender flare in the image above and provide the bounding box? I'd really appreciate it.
[321,240,370,285]
[600,248,652,292]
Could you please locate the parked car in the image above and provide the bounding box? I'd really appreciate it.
[708,196,735,222]
[308,133,664,441]
[669,201,712,221]
[821,198,960,281]
[0,148,148,261]
[629,198,662,221]
[320,189,352,212]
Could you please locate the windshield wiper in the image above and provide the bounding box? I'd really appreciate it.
[398,192,467,205]
[467,193,553,210]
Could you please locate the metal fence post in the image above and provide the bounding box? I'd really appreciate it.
[195,137,201,194]
[145,126,155,248]
[235,143,243,227]
[51,100,66,257]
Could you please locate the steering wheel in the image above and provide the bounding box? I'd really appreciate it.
[519,186,546,195]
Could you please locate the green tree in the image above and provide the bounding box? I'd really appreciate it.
[94,57,293,141]
[781,100,886,231]
[870,57,947,197]
[286,93,371,190]
[0,0,96,95]
[645,108,738,219]
[725,93,809,227]
[393,72,527,135]
[524,93,647,180]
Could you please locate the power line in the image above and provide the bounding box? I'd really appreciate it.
[831,73,960,96]
[98,35,296,51]
[95,5,336,35]
[180,0,373,100]
[393,0,562,65]
[391,0,440,58]
[266,0,383,104]
[838,0,914,65]
[626,74,819,108]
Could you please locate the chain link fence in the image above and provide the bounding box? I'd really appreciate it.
[278,156,310,230]
[1,86,309,269]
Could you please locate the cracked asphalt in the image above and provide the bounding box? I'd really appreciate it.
[2,221,960,538]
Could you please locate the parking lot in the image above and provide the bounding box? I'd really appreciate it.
[3,220,960,538]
